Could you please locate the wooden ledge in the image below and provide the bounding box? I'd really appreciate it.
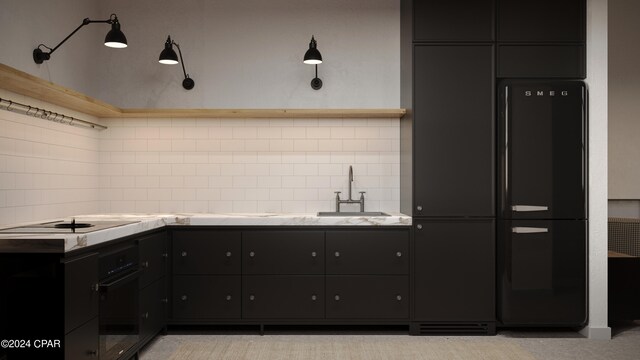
[0,63,405,119]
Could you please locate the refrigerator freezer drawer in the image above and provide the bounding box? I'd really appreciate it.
[498,220,586,326]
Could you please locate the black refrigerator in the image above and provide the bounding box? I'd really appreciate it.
[497,80,587,326]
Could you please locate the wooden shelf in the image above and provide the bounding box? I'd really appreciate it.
[0,63,405,119]
[120,108,405,118]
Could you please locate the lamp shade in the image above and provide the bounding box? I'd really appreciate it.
[104,20,127,48]
[159,36,179,64]
[303,36,322,65]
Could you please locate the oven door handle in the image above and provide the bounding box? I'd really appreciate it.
[99,269,141,292]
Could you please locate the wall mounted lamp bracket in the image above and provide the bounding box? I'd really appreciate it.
[33,14,127,64]
[311,65,323,90]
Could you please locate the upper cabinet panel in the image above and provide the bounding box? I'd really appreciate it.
[497,0,585,42]
[414,0,495,42]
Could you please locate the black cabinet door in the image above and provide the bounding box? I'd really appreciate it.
[65,253,99,334]
[498,220,586,326]
[326,276,409,319]
[326,230,409,275]
[172,276,241,320]
[243,231,324,275]
[414,0,494,41]
[173,230,240,275]
[140,278,167,341]
[497,45,586,79]
[65,317,99,360]
[139,232,168,289]
[497,0,585,42]
[413,45,494,217]
[413,221,495,321]
[499,80,586,219]
[242,276,324,319]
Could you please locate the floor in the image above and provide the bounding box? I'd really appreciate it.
[139,323,640,360]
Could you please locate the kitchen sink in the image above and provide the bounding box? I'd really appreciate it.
[317,212,390,217]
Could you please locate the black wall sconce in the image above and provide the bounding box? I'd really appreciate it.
[303,36,323,90]
[159,36,195,90]
[33,14,127,64]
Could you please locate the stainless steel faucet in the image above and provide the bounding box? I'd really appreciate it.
[335,165,365,212]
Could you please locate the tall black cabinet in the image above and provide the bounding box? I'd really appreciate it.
[402,0,496,335]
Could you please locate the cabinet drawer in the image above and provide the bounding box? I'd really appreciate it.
[172,276,241,320]
[139,232,168,289]
[243,231,324,274]
[173,230,240,275]
[65,253,99,334]
[497,45,585,79]
[65,317,98,360]
[242,276,324,319]
[140,278,167,341]
[326,276,409,319]
[326,231,409,275]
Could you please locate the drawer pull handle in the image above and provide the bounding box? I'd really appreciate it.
[396,252,402,257]
[311,295,317,301]
[181,251,187,257]
[142,261,149,268]
[88,350,99,357]
[181,295,188,301]
[417,205,423,211]
[249,251,255,258]
[249,295,255,301]
[416,224,423,230]
[512,227,549,234]
[142,312,149,319]
[161,298,168,303]
[92,283,99,292]
[334,251,340,258]
[162,253,169,258]
[226,251,232,258]
[512,205,548,212]
[396,295,402,301]
[334,295,340,301]
[311,251,317,258]
[226,295,232,301]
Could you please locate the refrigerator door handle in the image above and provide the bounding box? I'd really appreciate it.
[512,227,549,234]
[511,205,549,212]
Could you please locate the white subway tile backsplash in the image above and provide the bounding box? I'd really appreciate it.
[269,140,294,152]
[184,127,208,139]
[293,164,318,176]
[257,127,282,139]
[294,139,318,152]
[282,127,306,139]
[0,99,400,224]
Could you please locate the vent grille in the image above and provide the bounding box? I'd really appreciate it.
[410,323,496,335]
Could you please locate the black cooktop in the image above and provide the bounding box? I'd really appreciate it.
[0,220,139,234]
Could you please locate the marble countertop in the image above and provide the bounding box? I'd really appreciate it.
[0,213,411,253]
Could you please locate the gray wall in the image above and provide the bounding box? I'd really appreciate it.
[0,0,400,109]
[609,0,640,199]
[95,0,400,108]
[0,0,102,97]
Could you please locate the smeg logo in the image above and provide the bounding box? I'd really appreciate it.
[524,90,569,97]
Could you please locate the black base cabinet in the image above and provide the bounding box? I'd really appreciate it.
[169,227,411,327]
[327,276,409,319]
[243,276,324,319]
[412,221,495,334]
[65,317,99,360]
[173,275,241,320]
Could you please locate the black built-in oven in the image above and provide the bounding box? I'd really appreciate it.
[99,244,140,360]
